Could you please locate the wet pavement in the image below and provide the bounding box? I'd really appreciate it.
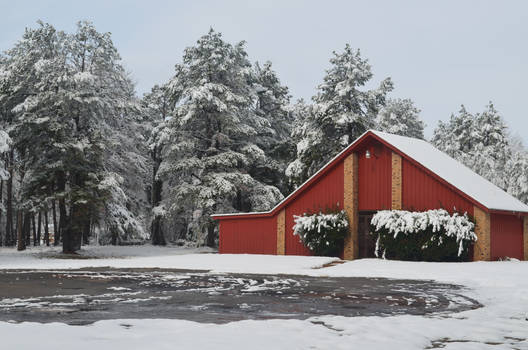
[0,268,481,325]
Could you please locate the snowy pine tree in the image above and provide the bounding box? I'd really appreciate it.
[376,98,425,139]
[432,105,478,170]
[505,146,528,204]
[432,103,511,191]
[251,61,295,195]
[1,21,145,252]
[141,84,173,245]
[158,30,283,246]
[287,45,393,185]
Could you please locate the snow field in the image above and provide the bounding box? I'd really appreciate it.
[0,246,527,349]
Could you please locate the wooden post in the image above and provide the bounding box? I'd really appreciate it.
[343,153,359,260]
[473,206,491,261]
[391,152,402,210]
[276,209,285,255]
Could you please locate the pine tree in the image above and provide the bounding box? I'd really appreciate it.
[505,147,528,204]
[287,45,393,185]
[0,21,63,250]
[2,21,141,252]
[376,98,425,139]
[251,61,294,195]
[158,29,283,246]
[472,103,510,189]
[142,84,173,245]
[432,103,510,190]
[432,105,477,167]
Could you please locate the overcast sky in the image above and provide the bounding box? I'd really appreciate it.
[1,0,527,141]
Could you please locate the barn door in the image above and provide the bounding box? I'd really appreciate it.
[358,212,376,258]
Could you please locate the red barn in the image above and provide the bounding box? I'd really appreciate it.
[212,130,528,261]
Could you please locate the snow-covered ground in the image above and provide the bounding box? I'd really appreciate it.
[0,245,336,274]
[1,246,527,349]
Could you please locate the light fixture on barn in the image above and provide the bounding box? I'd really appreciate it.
[365,149,371,159]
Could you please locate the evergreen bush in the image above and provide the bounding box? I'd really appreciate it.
[370,209,476,262]
[293,209,349,257]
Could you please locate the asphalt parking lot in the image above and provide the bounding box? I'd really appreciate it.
[0,268,481,325]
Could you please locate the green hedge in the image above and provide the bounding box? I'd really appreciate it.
[369,209,476,262]
[293,209,349,257]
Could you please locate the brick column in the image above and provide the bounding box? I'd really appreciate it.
[391,152,402,210]
[343,153,359,260]
[523,216,528,261]
[473,206,491,261]
[276,209,285,255]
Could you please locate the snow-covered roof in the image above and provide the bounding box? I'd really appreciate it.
[213,129,528,219]
[371,130,528,213]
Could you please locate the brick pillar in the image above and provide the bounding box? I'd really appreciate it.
[473,206,491,261]
[343,153,359,260]
[276,209,285,255]
[523,216,528,261]
[391,152,402,210]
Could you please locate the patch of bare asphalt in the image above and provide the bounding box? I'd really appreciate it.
[0,268,481,325]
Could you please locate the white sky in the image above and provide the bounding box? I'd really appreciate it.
[1,0,527,141]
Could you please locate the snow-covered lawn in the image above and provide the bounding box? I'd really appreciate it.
[0,245,337,274]
[1,246,527,349]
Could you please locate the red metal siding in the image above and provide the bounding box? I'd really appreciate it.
[402,159,474,216]
[285,162,345,256]
[358,140,392,211]
[490,213,523,260]
[219,216,277,255]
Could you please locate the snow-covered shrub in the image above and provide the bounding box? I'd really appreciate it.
[293,209,349,257]
[370,209,476,262]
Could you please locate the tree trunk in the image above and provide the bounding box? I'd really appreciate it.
[5,150,13,246]
[24,211,31,246]
[52,200,58,245]
[0,179,3,246]
[82,215,90,245]
[37,212,42,246]
[31,214,37,246]
[206,223,216,248]
[64,203,83,253]
[16,210,25,251]
[58,196,66,246]
[63,171,82,254]
[151,216,165,245]
[150,146,166,245]
[110,226,118,246]
[56,171,70,252]
[44,210,49,246]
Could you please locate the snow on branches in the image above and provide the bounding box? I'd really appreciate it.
[293,209,349,256]
[371,209,476,259]
[0,130,11,180]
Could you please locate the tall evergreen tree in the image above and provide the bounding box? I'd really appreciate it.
[287,45,393,185]
[1,21,142,252]
[505,146,528,204]
[251,61,294,195]
[432,103,510,190]
[432,105,477,166]
[376,98,425,139]
[158,29,283,246]
[142,84,173,245]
